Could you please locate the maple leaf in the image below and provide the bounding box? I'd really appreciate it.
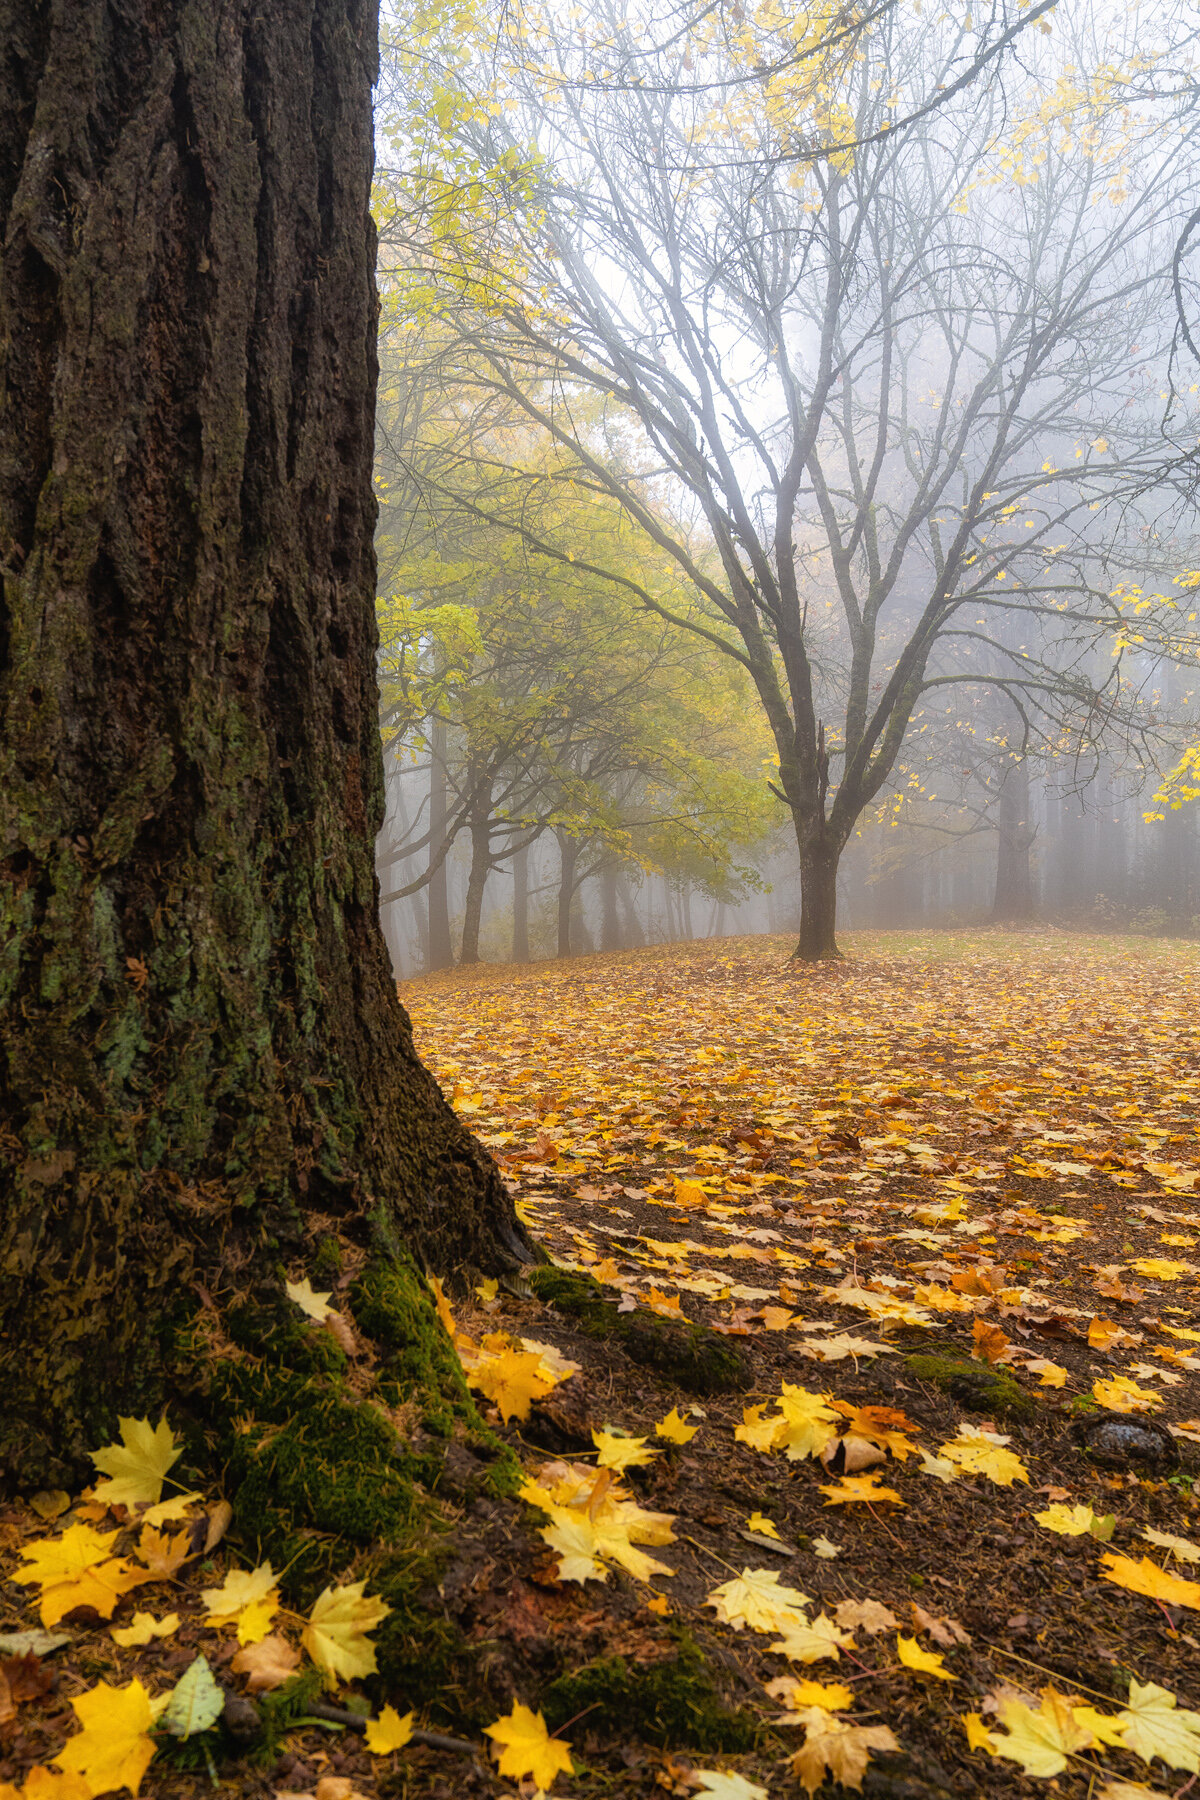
[938,1426,1028,1487]
[800,1332,894,1363]
[767,1676,854,1713]
[466,1344,554,1422]
[230,1634,301,1693]
[1034,1503,1114,1539]
[302,1581,391,1683]
[736,1403,783,1453]
[1021,1356,1067,1387]
[768,1613,856,1664]
[287,1277,337,1322]
[485,1701,573,1789]
[746,1512,779,1539]
[592,1428,658,1471]
[972,1319,1012,1364]
[962,1712,997,1753]
[89,1416,182,1510]
[140,1491,203,1526]
[1142,1526,1200,1564]
[896,1634,956,1681]
[15,1525,152,1627]
[53,1679,156,1796]
[1093,1375,1163,1413]
[834,1598,898,1635]
[110,1612,180,1647]
[0,1772,92,1800]
[830,1403,919,1462]
[1100,1554,1200,1611]
[135,1524,193,1578]
[988,1687,1096,1777]
[655,1407,699,1444]
[201,1562,280,1643]
[1116,1679,1200,1772]
[365,1704,415,1754]
[915,1447,958,1483]
[789,1706,900,1796]
[774,1385,839,1460]
[706,1569,810,1633]
[693,1774,768,1800]
[818,1474,904,1506]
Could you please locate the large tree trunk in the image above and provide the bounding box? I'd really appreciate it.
[0,0,530,1516]
[600,861,621,951]
[427,714,454,968]
[795,843,842,960]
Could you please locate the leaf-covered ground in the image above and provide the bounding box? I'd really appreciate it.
[1,931,1198,1800]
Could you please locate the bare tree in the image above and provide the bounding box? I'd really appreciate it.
[382,0,1200,956]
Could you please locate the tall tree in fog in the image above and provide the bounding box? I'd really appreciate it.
[381,0,1199,957]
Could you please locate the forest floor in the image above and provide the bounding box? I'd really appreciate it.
[1,930,1199,1800]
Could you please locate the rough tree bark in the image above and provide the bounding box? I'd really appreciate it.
[0,0,530,1532]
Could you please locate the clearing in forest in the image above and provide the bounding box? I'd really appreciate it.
[400,930,1200,1797]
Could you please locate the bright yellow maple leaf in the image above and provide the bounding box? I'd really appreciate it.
[896,1634,956,1680]
[1116,1679,1200,1772]
[466,1344,554,1422]
[593,1428,658,1471]
[0,1771,92,1800]
[15,1524,152,1627]
[201,1562,279,1638]
[655,1407,699,1444]
[818,1474,904,1506]
[767,1676,854,1712]
[110,1611,180,1647]
[365,1703,415,1754]
[1130,1258,1190,1280]
[989,1687,1096,1777]
[746,1512,779,1539]
[89,1417,182,1510]
[1093,1375,1163,1413]
[1101,1554,1200,1611]
[938,1426,1028,1487]
[485,1701,573,1788]
[302,1580,390,1683]
[53,1679,156,1796]
[705,1568,810,1633]
[962,1712,996,1753]
[1033,1503,1114,1540]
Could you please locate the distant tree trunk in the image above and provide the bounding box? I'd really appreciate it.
[458,782,493,965]
[556,830,578,957]
[512,841,530,962]
[600,862,621,951]
[992,757,1036,921]
[427,716,454,968]
[0,0,530,1511]
[617,875,644,946]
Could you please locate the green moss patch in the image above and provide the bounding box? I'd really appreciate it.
[540,1633,758,1752]
[528,1267,751,1395]
[904,1348,1033,1419]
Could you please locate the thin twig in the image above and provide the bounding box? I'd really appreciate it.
[305,1701,479,1754]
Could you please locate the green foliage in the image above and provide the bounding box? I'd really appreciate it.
[540,1632,759,1752]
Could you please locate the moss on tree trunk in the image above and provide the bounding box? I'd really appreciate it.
[0,0,530,1495]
